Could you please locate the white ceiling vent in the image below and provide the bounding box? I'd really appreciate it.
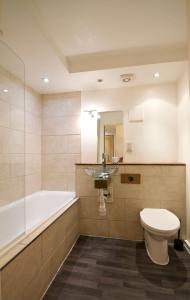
[120,73,135,83]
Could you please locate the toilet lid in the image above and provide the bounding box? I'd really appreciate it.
[140,208,180,233]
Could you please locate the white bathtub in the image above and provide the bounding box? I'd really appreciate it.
[0,191,77,251]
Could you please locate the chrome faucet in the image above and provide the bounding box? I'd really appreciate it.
[102,153,106,170]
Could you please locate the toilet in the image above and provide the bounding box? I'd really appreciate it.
[140,208,180,265]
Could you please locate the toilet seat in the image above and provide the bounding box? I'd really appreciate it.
[140,208,180,234]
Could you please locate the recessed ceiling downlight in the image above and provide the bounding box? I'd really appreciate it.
[41,77,49,83]
[3,89,8,93]
[154,72,160,78]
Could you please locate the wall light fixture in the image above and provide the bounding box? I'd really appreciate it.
[84,110,100,119]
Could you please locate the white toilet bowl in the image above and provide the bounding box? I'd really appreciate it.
[140,208,180,265]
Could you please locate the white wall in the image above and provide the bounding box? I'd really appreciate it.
[81,83,178,163]
[177,72,190,243]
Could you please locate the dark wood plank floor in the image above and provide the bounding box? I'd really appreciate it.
[44,236,190,300]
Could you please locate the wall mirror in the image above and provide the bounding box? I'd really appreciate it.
[97,111,123,163]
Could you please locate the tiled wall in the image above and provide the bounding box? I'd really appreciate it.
[0,67,42,206]
[0,71,81,205]
[76,164,186,240]
[42,92,81,191]
[0,69,25,207]
[25,87,42,196]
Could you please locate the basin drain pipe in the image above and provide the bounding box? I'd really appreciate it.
[99,189,106,216]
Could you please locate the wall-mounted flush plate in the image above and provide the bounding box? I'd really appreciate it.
[121,173,141,184]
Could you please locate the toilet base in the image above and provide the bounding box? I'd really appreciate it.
[144,230,169,265]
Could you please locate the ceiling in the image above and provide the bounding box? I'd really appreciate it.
[0,0,188,93]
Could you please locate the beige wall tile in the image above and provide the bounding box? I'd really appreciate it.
[76,173,99,197]
[125,221,143,240]
[66,95,81,115]
[9,81,25,110]
[0,176,25,205]
[42,203,78,263]
[107,198,125,220]
[162,176,185,201]
[108,221,127,239]
[139,166,163,177]
[42,116,81,135]
[10,106,24,131]
[112,175,143,199]
[0,128,8,153]
[48,238,67,282]
[25,154,41,175]
[42,92,81,117]
[65,172,76,191]
[0,101,10,128]
[23,260,50,300]
[160,166,186,177]
[42,217,65,263]
[42,97,67,117]
[10,154,25,177]
[0,128,25,154]
[142,176,165,201]
[76,165,94,176]
[76,180,98,197]
[0,244,26,270]
[23,217,78,300]
[1,237,42,300]
[25,112,41,135]
[42,135,67,154]
[25,88,41,116]
[124,198,160,222]
[160,199,186,236]
[0,70,42,239]
[43,154,80,173]
[64,202,79,234]
[80,219,109,237]
[0,154,10,180]
[9,130,24,154]
[161,199,185,216]
[25,133,41,154]
[42,92,81,192]
[25,173,41,196]
[108,220,143,240]
[67,135,81,154]
[64,223,79,251]
[42,172,67,191]
[117,165,161,176]
[79,197,106,220]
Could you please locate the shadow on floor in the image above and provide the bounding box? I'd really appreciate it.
[136,241,188,289]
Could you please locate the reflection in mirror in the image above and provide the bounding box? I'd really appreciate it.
[98,111,123,163]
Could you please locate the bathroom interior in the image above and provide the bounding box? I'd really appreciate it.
[0,0,190,299]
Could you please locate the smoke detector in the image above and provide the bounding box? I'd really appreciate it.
[120,73,135,83]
